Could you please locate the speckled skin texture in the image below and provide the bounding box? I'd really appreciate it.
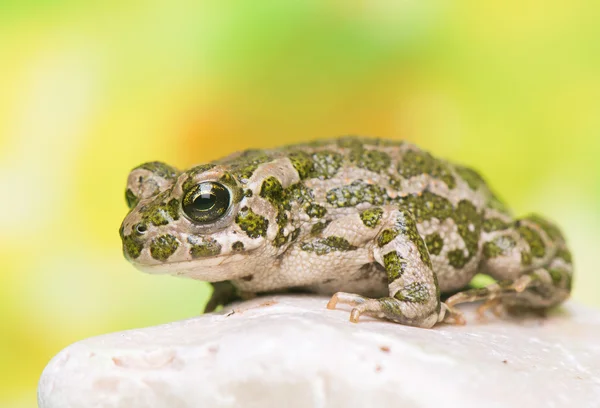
[119,136,573,328]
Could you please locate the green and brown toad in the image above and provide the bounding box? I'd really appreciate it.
[119,136,573,328]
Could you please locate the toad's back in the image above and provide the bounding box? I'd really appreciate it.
[120,136,573,328]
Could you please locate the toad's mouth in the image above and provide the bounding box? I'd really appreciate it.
[128,253,249,280]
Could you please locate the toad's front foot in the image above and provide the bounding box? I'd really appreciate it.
[327,291,447,329]
[327,292,370,323]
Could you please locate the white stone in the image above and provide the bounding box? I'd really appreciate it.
[38,296,600,408]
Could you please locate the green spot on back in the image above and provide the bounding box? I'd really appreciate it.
[424,233,444,256]
[482,235,516,259]
[483,218,510,232]
[312,151,343,179]
[448,249,470,267]
[398,194,483,269]
[310,220,331,236]
[398,150,456,189]
[398,191,453,223]
[359,207,384,228]
[305,203,327,218]
[288,151,314,180]
[287,182,313,204]
[300,236,356,255]
[351,149,391,173]
[326,180,387,208]
[452,200,483,266]
[517,225,546,258]
[235,207,269,238]
[482,242,502,259]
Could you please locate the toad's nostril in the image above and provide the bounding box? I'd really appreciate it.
[135,223,148,234]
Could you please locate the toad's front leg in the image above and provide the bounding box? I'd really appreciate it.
[327,206,455,328]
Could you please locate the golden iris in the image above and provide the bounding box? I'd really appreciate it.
[182,182,231,223]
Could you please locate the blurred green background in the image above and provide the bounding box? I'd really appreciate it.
[1,1,599,406]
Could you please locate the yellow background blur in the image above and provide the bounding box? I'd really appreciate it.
[1,1,599,406]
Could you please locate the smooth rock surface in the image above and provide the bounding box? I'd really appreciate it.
[39,295,600,408]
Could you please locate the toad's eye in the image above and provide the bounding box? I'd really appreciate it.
[182,182,231,224]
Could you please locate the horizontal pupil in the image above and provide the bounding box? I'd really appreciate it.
[194,193,216,211]
[182,181,231,224]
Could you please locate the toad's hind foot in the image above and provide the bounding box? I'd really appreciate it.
[445,279,527,322]
[442,304,467,325]
[446,268,571,321]
[463,214,573,320]
[476,297,504,321]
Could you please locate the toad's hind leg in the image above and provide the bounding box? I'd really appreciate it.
[447,214,573,316]
[327,207,461,328]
